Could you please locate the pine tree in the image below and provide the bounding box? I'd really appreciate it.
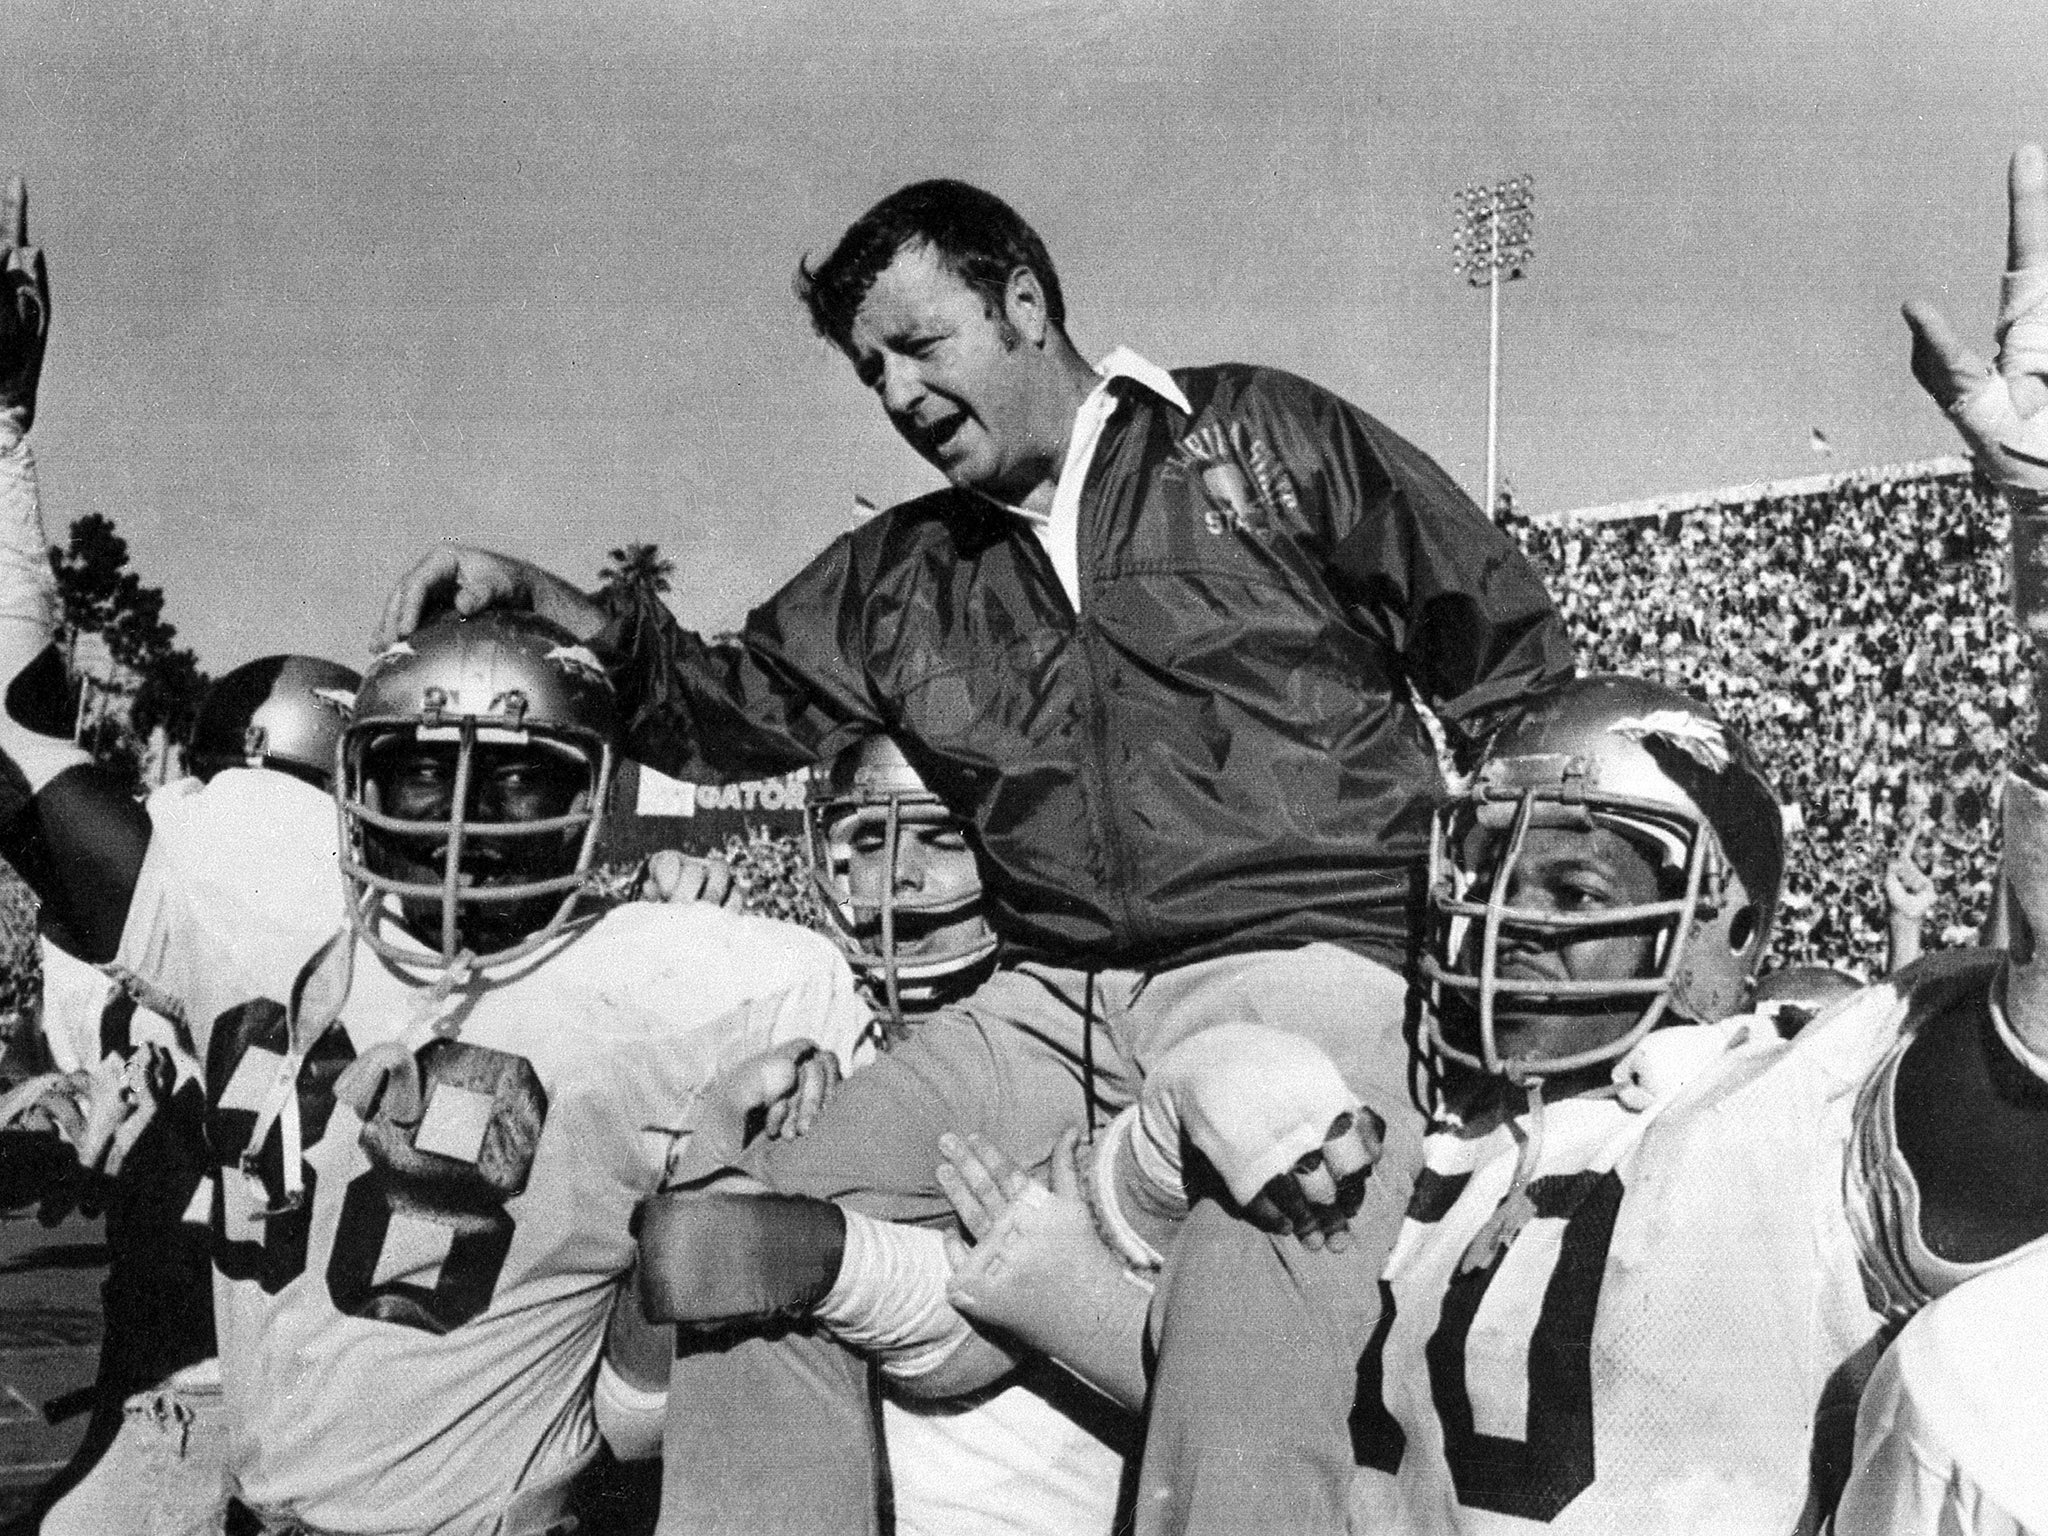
[47,513,210,789]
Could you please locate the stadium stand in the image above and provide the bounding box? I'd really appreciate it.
[1508,455,2008,976]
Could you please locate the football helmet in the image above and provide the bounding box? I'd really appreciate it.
[804,736,995,1026]
[187,654,361,786]
[1422,674,1783,1078]
[336,612,618,970]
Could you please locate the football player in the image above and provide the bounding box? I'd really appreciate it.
[0,173,226,1536]
[0,218,869,1534]
[141,613,867,1536]
[638,723,1380,1535]
[607,736,1132,1536]
[803,734,998,1040]
[184,652,364,784]
[1826,135,2048,1536]
[806,737,1132,1535]
[34,651,359,1536]
[942,666,2048,1530]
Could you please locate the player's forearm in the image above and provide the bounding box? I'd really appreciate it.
[2012,490,2048,764]
[2007,478,2048,1058]
[1886,914,1926,973]
[881,1326,1018,1400]
[638,1190,1018,1394]
[1997,759,2048,1066]
[0,432,150,960]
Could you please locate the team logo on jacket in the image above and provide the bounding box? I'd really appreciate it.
[1167,420,1301,537]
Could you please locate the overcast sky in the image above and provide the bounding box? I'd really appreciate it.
[2,0,2041,672]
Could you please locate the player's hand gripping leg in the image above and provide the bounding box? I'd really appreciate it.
[1240,1104,1384,1252]
[938,1127,1150,1411]
[1101,1024,1386,1263]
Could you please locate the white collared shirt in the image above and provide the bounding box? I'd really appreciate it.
[1006,347,1190,614]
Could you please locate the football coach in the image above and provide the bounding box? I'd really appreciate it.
[381,178,1574,1535]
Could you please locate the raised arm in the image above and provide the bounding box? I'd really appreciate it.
[1885,144,2048,1280]
[0,174,148,963]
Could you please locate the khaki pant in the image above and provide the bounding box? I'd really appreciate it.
[660,943,1424,1536]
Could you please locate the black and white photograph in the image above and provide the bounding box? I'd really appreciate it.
[0,3,2041,1532]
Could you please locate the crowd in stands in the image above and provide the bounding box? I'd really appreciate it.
[0,469,2009,1011]
[1508,466,2015,977]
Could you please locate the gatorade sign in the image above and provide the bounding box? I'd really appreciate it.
[600,759,807,861]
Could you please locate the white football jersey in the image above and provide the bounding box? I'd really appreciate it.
[116,768,870,1536]
[1833,1245,2048,1536]
[884,1362,1133,1536]
[37,774,303,1077]
[1351,983,1922,1535]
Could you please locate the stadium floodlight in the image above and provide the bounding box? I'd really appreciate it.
[1452,174,1535,520]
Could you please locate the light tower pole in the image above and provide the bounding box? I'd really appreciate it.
[1452,175,1535,519]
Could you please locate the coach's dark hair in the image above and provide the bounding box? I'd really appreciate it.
[795,180,1066,353]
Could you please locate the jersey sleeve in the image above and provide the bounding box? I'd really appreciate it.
[110,772,343,1067]
[110,781,215,1047]
[1834,1250,2048,1536]
[611,912,875,1193]
[758,930,874,1074]
[37,937,115,1073]
[1843,954,2048,1319]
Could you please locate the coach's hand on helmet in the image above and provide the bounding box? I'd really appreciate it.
[378,546,607,649]
[1905,144,2048,485]
[0,175,49,438]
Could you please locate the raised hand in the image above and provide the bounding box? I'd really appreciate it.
[1906,145,2048,763]
[1904,146,2048,478]
[0,176,50,433]
[1884,844,1937,926]
[376,545,607,649]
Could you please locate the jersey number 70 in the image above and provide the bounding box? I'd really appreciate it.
[1351,1167,1624,1523]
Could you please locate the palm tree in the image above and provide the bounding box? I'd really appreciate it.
[598,542,675,600]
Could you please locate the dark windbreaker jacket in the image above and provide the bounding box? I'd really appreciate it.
[594,364,1575,971]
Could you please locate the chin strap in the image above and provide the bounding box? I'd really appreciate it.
[237,929,356,1218]
[240,929,478,1223]
[1459,1078,1547,1275]
[329,947,479,1132]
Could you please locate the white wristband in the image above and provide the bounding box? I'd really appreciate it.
[593,1359,668,1463]
[813,1211,970,1381]
[1092,1108,1168,1271]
